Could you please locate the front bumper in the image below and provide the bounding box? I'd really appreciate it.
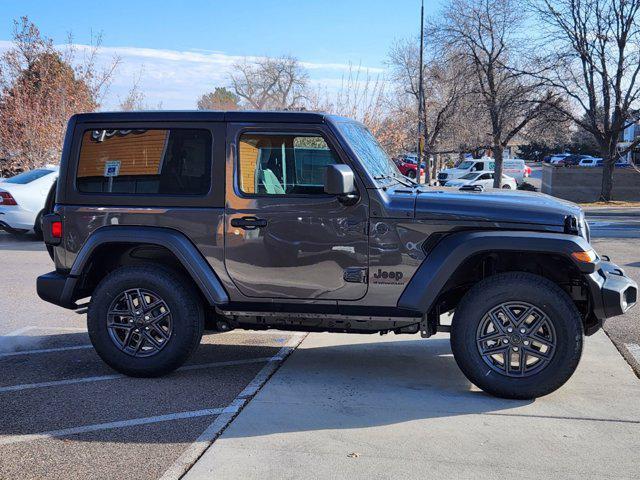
[586,260,637,321]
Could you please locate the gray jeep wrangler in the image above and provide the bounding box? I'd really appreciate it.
[37,111,637,399]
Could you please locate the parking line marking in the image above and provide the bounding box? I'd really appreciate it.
[159,333,308,480]
[0,356,275,394]
[0,404,241,446]
[157,398,247,480]
[0,344,93,359]
[624,343,640,364]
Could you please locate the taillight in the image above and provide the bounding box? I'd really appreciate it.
[0,190,17,206]
[51,221,62,238]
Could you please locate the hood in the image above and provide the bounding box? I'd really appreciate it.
[413,188,582,227]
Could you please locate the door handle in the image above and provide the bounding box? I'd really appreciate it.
[230,216,268,230]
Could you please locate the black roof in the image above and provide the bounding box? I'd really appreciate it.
[72,110,336,124]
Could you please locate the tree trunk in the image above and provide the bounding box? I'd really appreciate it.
[600,153,615,202]
[493,144,504,188]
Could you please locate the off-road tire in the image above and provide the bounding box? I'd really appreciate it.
[88,265,204,377]
[450,272,583,399]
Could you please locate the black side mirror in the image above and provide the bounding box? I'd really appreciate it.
[324,164,358,205]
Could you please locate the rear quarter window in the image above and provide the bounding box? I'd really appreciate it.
[76,128,212,195]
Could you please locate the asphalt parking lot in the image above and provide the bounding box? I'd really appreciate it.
[0,232,305,480]
[0,210,639,479]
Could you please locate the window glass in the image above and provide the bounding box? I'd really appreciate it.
[4,168,55,184]
[458,161,475,169]
[479,173,493,180]
[238,133,339,195]
[76,129,211,195]
[460,172,478,180]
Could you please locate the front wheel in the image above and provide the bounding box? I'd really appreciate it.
[501,184,512,189]
[88,265,204,377]
[407,170,416,179]
[450,272,583,399]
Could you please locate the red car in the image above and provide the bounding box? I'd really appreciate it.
[394,156,425,180]
[524,164,532,177]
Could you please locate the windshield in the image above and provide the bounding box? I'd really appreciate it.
[460,172,479,180]
[457,160,475,170]
[4,168,55,184]
[336,121,398,179]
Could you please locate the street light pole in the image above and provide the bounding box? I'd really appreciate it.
[416,0,425,185]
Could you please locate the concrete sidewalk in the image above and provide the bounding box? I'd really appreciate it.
[185,331,640,480]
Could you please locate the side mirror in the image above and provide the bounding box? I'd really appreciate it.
[324,164,358,205]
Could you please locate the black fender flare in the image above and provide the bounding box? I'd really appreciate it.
[397,230,594,314]
[66,225,229,306]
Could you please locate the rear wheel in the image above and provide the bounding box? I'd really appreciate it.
[88,265,204,377]
[450,272,583,399]
[501,184,511,189]
[407,170,416,179]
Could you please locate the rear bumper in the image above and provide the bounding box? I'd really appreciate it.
[36,271,78,309]
[586,260,637,321]
[0,207,36,231]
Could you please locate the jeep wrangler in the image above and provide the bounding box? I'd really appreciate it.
[37,111,637,399]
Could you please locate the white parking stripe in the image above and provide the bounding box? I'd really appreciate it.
[0,345,93,359]
[0,356,274,394]
[0,404,241,446]
[159,333,307,480]
[157,398,247,480]
[624,343,640,364]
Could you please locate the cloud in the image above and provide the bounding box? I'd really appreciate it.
[0,40,387,110]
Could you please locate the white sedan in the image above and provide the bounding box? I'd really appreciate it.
[0,166,58,238]
[444,171,518,190]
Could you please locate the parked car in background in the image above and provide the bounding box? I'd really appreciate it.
[0,166,59,238]
[437,158,495,185]
[524,164,532,177]
[394,155,425,181]
[578,156,601,167]
[444,171,518,190]
[548,153,571,164]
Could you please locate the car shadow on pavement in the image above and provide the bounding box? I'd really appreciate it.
[0,232,45,251]
[219,336,533,439]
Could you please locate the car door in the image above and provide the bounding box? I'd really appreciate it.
[476,172,493,187]
[224,123,369,301]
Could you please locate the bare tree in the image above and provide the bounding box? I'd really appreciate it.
[436,0,561,187]
[0,17,119,175]
[531,0,640,201]
[197,86,240,110]
[229,55,308,110]
[388,38,467,179]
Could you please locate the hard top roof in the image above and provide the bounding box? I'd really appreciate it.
[71,110,352,124]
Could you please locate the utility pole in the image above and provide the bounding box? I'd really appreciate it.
[416,0,425,185]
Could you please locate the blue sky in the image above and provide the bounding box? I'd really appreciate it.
[0,0,440,109]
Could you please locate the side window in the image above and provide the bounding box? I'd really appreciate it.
[479,173,492,180]
[238,132,340,196]
[76,128,212,195]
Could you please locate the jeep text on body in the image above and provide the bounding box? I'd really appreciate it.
[37,111,637,399]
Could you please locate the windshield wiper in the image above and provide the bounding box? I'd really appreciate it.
[373,173,415,188]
